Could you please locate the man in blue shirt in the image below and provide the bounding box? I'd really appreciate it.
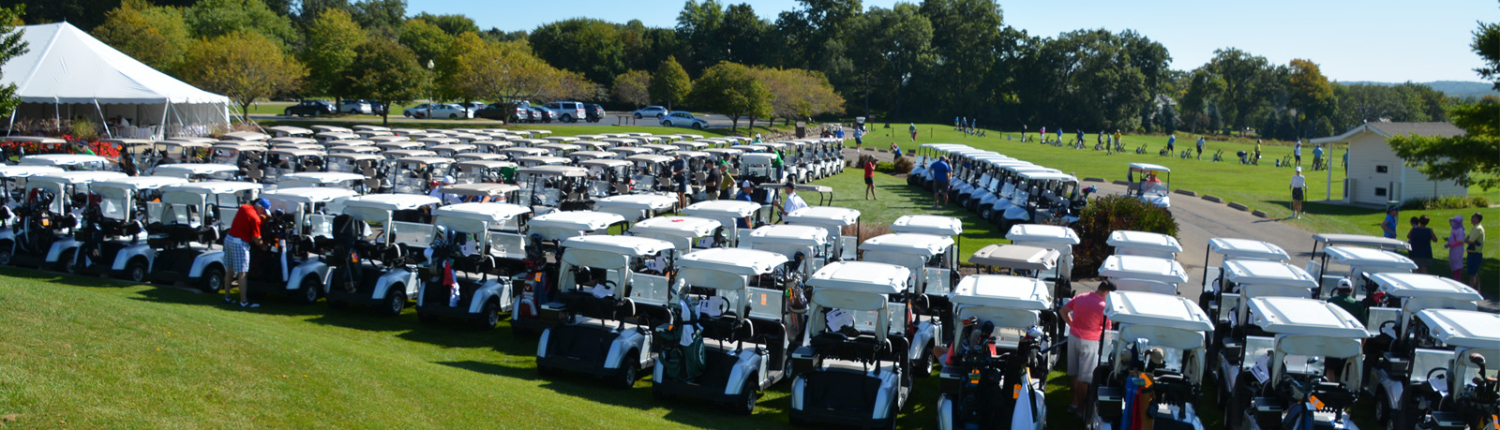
[1313,144,1325,171]
[929,156,951,208]
[734,181,755,229]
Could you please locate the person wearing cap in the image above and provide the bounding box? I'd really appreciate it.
[779,181,808,217]
[705,161,724,200]
[716,161,736,200]
[929,155,951,208]
[223,198,270,308]
[1381,203,1399,239]
[1061,280,1115,415]
[1328,278,1365,323]
[734,181,755,228]
[670,154,689,208]
[429,176,461,204]
[1289,166,1306,219]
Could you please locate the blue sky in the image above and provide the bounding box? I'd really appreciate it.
[406,0,1495,83]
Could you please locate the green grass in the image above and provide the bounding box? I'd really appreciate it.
[809,169,1006,257]
[857,124,1499,288]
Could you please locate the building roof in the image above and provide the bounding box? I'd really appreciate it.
[1312,121,1466,144]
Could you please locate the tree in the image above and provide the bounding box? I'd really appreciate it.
[1285,59,1334,122]
[1314,116,1334,138]
[301,8,365,100]
[676,0,726,74]
[1474,19,1499,90]
[718,3,768,66]
[349,0,405,30]
[612,70,651,107]
[399,18,453,66]
[183,0,299,47]
[1202,48,1281,134]
[1388,101,1500,190]
[1180,68,1225,133]
[433,31,489,102]
[848,3,933,119]
[295,0,350,27]
[689,61,770,131]
[179,30,305,123]
[338,37,427,125]
[753,67,843,124]
[0,5,28,120]
[93,0,190,73]
[1159,103,1178,135]
[650,56,692,110]
[529,18,626,87]
[411,12,477,36]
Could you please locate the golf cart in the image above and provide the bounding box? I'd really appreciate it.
[145,181,263,292]
[232,187,355,303]
[324,194,441,315]
[1090,291,1216,430]
[628,216,725,252]
[19,154,122,172]
[510,210,627,336]
[535,235,680,388]
[6,171,127,268]
[452,160,518,186]
[1198,238,1294,322]
[859,232,961,377]
[967,244,1068,343]
[1223,297,1369,430]
[738,224,833,279]
[891,215,965,246]
[1358,273,1484,428]
[997,171,1083,228]
[593,194,678,223]
[739,153,783,185]
[936,274,1056,430]
[1308,246,1416,298]
[682,200,763,246]
[415,202,533,329]
[430,144,479,159]
[1108,230,1184,259]
[1205,259,1320,402]
[788,261,914,429]
[782,206,861,262]
[1097,254,1191,296]
[1380,308,1499,430]
[515,166,593,215]
[1127,163,1172,209]
[579,159,633,197]
[1006,223,1081,285]
[1307,233,1410,259]
[651,248,800,414]
[68,176,189,281]
[151,163,241,182]
[391,157,456,195]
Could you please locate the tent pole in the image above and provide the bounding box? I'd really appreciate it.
[93,99,111,138]
[160,100,171,139]
[7,107,16,136]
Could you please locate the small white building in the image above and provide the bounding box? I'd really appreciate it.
[1312,122,1467,206]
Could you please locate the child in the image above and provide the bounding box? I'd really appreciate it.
[1407,216,1435,273]
[1447,215,1467,281]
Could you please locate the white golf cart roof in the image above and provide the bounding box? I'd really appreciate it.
[579,159,630,169]
[573,150,621,160]
[433,202,531,224]
[1105,291,1214,332]
[328,153,382,162]
[702,148,743,156]
[30,171,128,185]
[531,211,625,234]
[1098,255,1189,284]
[395,156,455,166]
[268,137,317,146]
[630,216,722,238]
[268,148,324,158]
[562,235,675,257]
[626,154,674,164]
[683,200,760,218]
[281,172,366,185]
[968,244,1059,272]
[1222,260,1317,288]
[368,135,409,143]
[1247,297,1370,338]
[783,206,860,227]
[100,138,154,148]
[1,136,65,144]
[515,156,573,167]
[267,125,313,135]
[431,143,477,152]
[745,225,830,245]
[19,154,112,167]
[517,165,587,177]
[454,153,509,162]
[1107,230,1183,254]
[0,165,63,178]
[1415,309,1500,349]
[1370,273,1483,301]
[342,193,440,211]
[378,141,425,150]
[152,163,239,177]
[1018,170,1078,182]
[807,261,909,295]
[544,136,579,143]
[92,176,189,191]
[539,143,580,152]
[1209,238,1291,262]
[310,125,352,133]
[950,275,1051,310]
[1325,246,1417,271]
[262,187,357,203]
[222,131,270,141]
[594,194,677,213]
[1128,163,1170,172]
[454,160,518,170]
[439,183,518,196]
[1006,224,1081,246]
[677,247,787,278]
[1313,233,1411,251]
[163,181,262,195]
[890,215,963,237]
[859,233,954,257]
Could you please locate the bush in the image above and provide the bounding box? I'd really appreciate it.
[1404,195,1491,210]
[1070,194,1179,280]
[891,157,913,174]
[874,162,896,174]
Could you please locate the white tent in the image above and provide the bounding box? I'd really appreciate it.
[0,22,231,139]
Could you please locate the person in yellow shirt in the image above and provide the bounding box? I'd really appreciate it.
[1254,140,1262,165]
[1113,131,1122,150]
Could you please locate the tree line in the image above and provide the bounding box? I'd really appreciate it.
[13,0,1491,137]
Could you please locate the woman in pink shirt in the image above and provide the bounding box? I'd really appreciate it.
[1061,280,1115,415]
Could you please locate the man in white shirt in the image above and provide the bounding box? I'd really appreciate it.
[780,182,808,217]
[1289,167,1306,219]
[429,176,462,204]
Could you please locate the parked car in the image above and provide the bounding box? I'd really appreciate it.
[463,101,487,117]
[585,104,605,123]
[402,103,471,119]
[543,101,587,123]
[338,99,373,115]
[475,103,510,121]
[284,100,336,117]
[660,111,708,129]
[513,104,535,123]
[527,106,554,123]
[632,105,668,119]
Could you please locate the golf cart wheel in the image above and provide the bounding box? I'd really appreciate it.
[733,378,757,415]
[475,300,499,330]
[612,350,639,389]
[57,249,78,274]
[0,245,13,266]
[201,266,224,293]
[913,341,935,378]
[1373,388,1390,424]
[385,289,406,317]
[297,276,321,304]
[125,258,149,283]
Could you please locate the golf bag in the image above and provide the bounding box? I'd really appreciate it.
[327,214,363,293]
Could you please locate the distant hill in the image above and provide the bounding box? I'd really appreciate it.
[1338,80,1499,100]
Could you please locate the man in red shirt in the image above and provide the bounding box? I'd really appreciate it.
[223,198,269,308]
[862,156,877,200]
[1060,280,1115,414]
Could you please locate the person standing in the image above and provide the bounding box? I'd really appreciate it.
[1255,140,1263,165]
[1445,215,1468,281]
[863,156,877,200]
[1061,280,1115,415]
[1114,130,1123,151]
[705,161,724,201]
[734,181,755,228]
[1040,126,1046,143]
[853,128,863,151]
[1313,144,1325,170]
[909,123,918,142]
[1289,167,1306,219]
[223,198,270,309]
[1408,216,1436,273]
[1381,204,1400,239]
[779,181,808,218]
[1466,213,1485,290]
[670,154,689,209]
[1294,140,1303,166]
[929,156,951,208]
[1022,124,1028,142]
